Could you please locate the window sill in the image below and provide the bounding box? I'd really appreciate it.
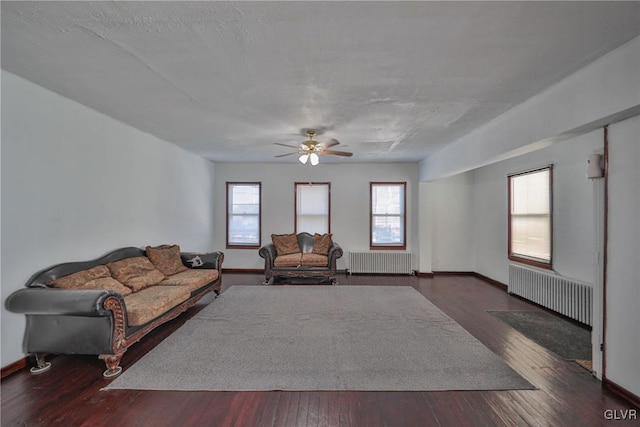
[508,255,552,270]
[370,245,407,251]
[227,244,261,250]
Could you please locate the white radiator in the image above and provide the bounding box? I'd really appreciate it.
[349,251,414,275]
[508,264,593,326]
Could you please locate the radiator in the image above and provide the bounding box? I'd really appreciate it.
[349,251,413,275]
[508,264,593,326]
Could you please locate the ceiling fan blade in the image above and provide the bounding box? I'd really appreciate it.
[274,152,298,158]
[274,142,301,149]
[323,138,341,149]
[322,149,353,157]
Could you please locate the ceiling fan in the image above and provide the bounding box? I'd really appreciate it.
[274,130,353,165]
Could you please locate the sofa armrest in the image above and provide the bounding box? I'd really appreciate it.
[328,242,344,266]
[5,288,123,317]
[180,251,224,270]
[258,243,277,266]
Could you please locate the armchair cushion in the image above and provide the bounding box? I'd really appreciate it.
[107,257,166,292]
[271,233,300,256]
[312,233,333,255]
[301,253,329,267]
[274,253,303,267]
[146,245,189,276]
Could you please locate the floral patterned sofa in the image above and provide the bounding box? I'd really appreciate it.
[258,232,343,285]
[5,245,223,378]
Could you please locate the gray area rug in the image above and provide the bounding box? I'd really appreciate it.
[487,310,592,361]
[106,286,534,391]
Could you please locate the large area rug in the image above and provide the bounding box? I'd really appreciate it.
[487,310,592,362]
[106,286,534,392]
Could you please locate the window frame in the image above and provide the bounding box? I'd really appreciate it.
[370,181,407,250]
[226,182,262,250]
[294,182,331,235]
[507,166,553,269]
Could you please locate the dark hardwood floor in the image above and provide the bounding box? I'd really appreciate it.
[2,273,637,426]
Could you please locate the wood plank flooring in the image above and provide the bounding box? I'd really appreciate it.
[2,273,637,426]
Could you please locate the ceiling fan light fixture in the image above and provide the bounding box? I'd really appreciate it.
[310,153,320,166]
[276,129,351,164]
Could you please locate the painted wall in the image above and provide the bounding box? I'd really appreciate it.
[417,183,433,274]
[419,130,602,281]
[471,130,603,285]
[213,162,419,272]
[1,72,216,367]
[421,172,475,272]
[606,115,640,397]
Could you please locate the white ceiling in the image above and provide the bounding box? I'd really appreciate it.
[2,1,639,164]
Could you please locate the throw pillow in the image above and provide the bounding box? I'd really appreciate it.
[107,256,166,292]
[146,245,189,276]
[312,233,333,255]
[271,233,300,256]
[47,265,111,289]
[181,252,220,269]
[51,277,132,296]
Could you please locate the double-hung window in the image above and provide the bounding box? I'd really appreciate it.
[508,166,553,269]
[370,182,406,250]
[295,182,330,234]
[226,182,261,249]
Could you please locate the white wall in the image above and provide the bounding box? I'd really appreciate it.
[417,183,433,273]
[471,130,603,285]
[606,115,640,397]
[1,71,216,367]
[213,162,419,271]
[420,172,475,272]
[419,130,602,281]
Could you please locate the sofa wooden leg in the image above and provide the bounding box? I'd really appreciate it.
[29,353,51,374]
[263,277,274,285]
[99,354,123,378]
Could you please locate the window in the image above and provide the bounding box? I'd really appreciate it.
[370,182,406,249]
[227,182,261,249]
[508,166,553,269]
[295,182,330,234]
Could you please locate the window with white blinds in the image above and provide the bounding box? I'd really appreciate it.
[508,167,553,268]
[370,182,406,249]
[295,183,330,234]
[227,182,261,248]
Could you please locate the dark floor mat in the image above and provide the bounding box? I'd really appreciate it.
[487,310,591,361]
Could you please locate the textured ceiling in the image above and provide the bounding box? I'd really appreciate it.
[2,1,639,163]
